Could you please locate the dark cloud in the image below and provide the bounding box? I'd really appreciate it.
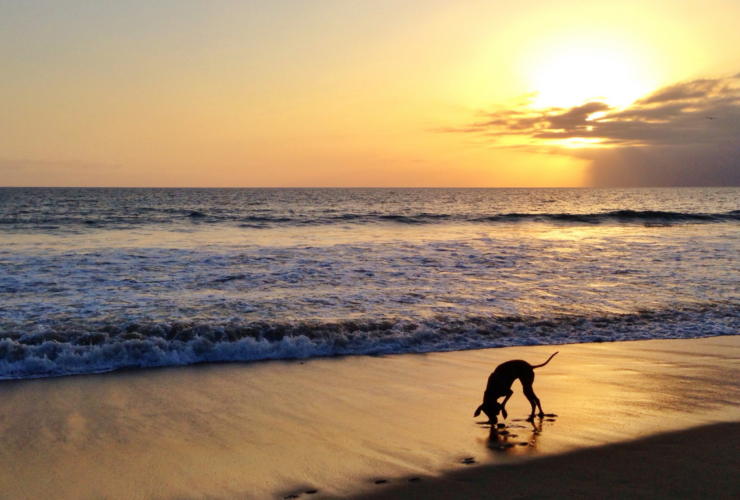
[575,143,740,187]
[447,74,740,186]
[634,78,727,105]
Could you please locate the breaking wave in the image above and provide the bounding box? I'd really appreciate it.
[2,209,740,231]
[1,187,739,231]
[476,210,740,225]
[1,306,738,379]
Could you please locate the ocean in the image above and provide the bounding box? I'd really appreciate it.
[1,187,739,379]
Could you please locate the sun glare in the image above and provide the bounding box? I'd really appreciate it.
[560,137,603,148]
[529,45,651,109]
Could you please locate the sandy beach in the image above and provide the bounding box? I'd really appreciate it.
[2,336,740,500]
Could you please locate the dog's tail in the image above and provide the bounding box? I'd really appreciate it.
[531,351,559,369]
[474,405,483,417]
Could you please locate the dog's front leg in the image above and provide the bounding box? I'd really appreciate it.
[500,389,514,419]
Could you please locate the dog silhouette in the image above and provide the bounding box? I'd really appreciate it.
[474,352,558,423]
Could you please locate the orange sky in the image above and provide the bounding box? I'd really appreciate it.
[1,0,739,187]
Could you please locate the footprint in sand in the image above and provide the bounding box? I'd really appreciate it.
[462,457,476,464]
[374,480,388,485]
[305,490,318,495]
[519,442,530,447]
[546,418,556,422]
[408,478,421,483]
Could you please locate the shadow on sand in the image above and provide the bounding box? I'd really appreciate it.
[327,422,740,500]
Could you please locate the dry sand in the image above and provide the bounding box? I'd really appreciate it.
[1,336,739,500]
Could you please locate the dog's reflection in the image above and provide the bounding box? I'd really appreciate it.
[483,416,545,451]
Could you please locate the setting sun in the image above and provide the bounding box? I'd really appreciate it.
[528,43,654,108]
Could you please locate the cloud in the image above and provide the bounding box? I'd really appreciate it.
[446,74,740,186]
[634,77,737,105]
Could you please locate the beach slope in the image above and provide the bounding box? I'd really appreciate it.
[1,336,739,500]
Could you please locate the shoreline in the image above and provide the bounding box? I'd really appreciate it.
[1,336,740,499]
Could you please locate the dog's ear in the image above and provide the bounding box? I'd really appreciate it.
[474,405,482,417]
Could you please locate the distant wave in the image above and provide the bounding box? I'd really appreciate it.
[2,209,740,231]
[474,210,740,224]
[1,306,737,379]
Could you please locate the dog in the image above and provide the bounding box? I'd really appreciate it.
[474,352,558,423]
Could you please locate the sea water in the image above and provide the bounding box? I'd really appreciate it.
[1,187,739,379]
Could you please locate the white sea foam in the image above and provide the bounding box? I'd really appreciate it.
[0,307,737,379]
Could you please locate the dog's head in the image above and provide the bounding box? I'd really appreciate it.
[474,400,502,423]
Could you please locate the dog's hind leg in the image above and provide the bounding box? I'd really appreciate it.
[533,391,545,417]
[522,384,539,421]
[523,384,546,417]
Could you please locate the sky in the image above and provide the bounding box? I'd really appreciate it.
[1,0,739,187]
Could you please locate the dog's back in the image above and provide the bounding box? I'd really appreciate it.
[488,360,533,391]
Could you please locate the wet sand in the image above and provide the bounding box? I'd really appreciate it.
[1,336,740,500]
